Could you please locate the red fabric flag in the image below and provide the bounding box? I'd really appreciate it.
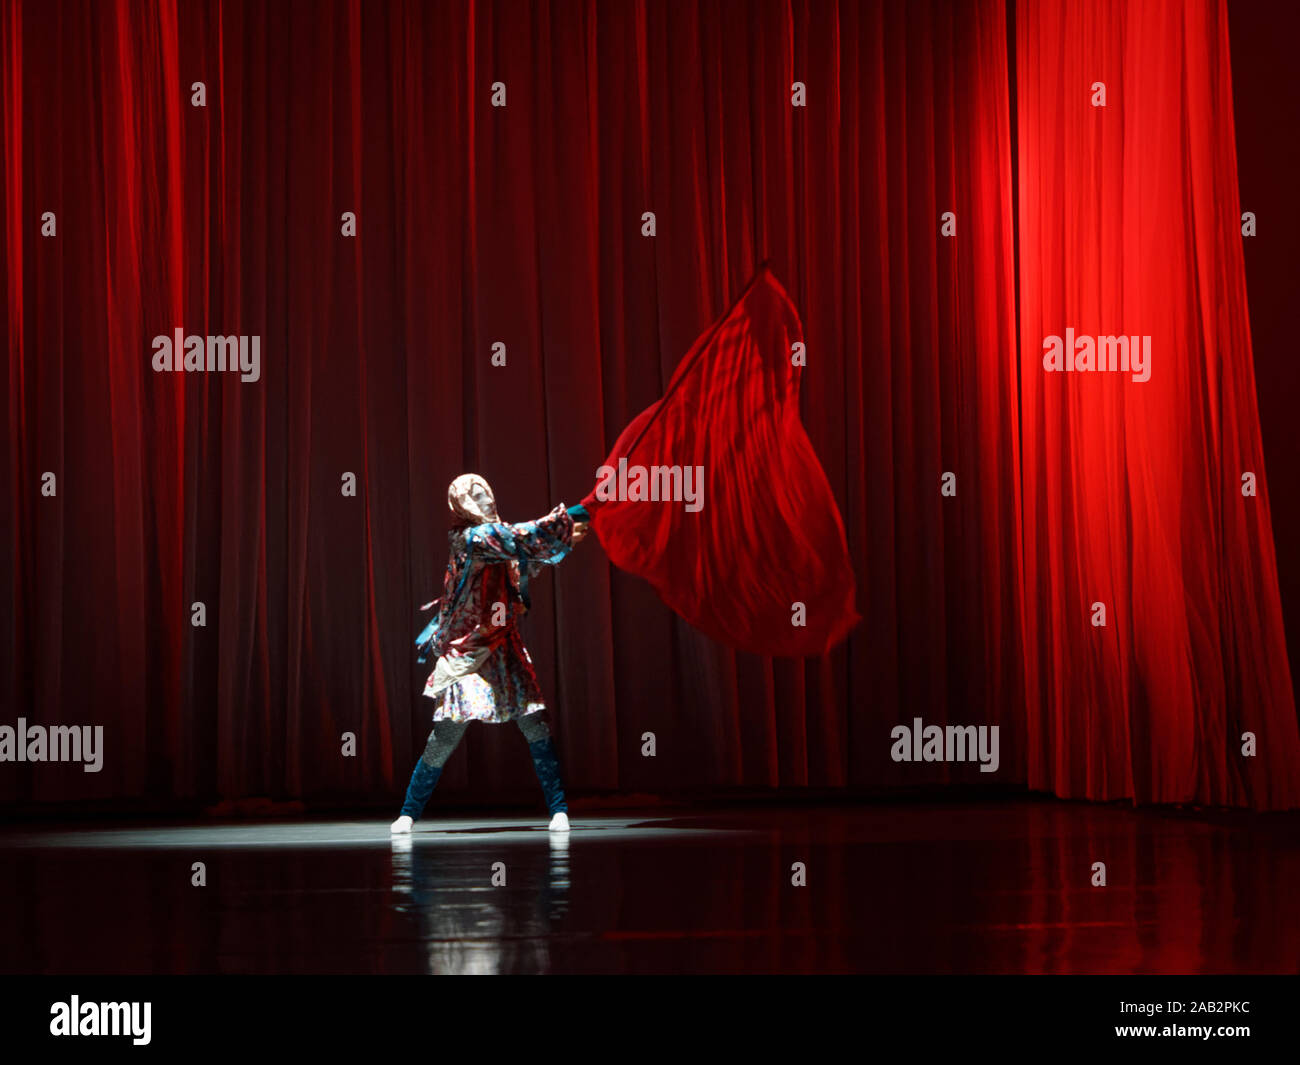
[586,266,859,657]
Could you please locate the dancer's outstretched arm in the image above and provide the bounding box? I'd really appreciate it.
[464,504,586,566]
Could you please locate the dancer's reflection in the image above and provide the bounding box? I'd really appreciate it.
[390,831,571,975]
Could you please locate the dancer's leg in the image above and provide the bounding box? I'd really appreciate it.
[391,719,470,832]
[517,713,569,830]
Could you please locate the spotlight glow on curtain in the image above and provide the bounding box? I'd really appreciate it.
[1015,0,1300,807]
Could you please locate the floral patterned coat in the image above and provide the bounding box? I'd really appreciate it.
[417,504,576,724]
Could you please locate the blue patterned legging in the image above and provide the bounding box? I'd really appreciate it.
[412,712,567,817]
[418,712,553,767]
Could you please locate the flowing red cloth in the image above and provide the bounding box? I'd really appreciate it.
[585,266,859,657]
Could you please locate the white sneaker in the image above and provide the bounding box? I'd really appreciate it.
[390,815,413,834]
[548,811,570,832]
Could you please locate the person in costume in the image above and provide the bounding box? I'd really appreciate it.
[391,473,593,834]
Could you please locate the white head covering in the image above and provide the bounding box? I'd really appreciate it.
[447,473,499,524]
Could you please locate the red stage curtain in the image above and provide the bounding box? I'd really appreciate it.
[1015,0,1300,806]
[2,0,1295,810]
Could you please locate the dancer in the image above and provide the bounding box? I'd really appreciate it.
[391,473,591,834]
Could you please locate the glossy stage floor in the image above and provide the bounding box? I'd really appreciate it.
[2,799,1297,974]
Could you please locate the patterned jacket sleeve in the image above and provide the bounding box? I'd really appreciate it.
[464,504,575,566]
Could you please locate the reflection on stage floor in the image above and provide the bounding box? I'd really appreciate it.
[2,801,1297,974]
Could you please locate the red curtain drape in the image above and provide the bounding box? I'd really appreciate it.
[1,0,1294,810]
[1016,0,1300,807]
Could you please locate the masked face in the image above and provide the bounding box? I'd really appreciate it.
[447,473,499,524]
